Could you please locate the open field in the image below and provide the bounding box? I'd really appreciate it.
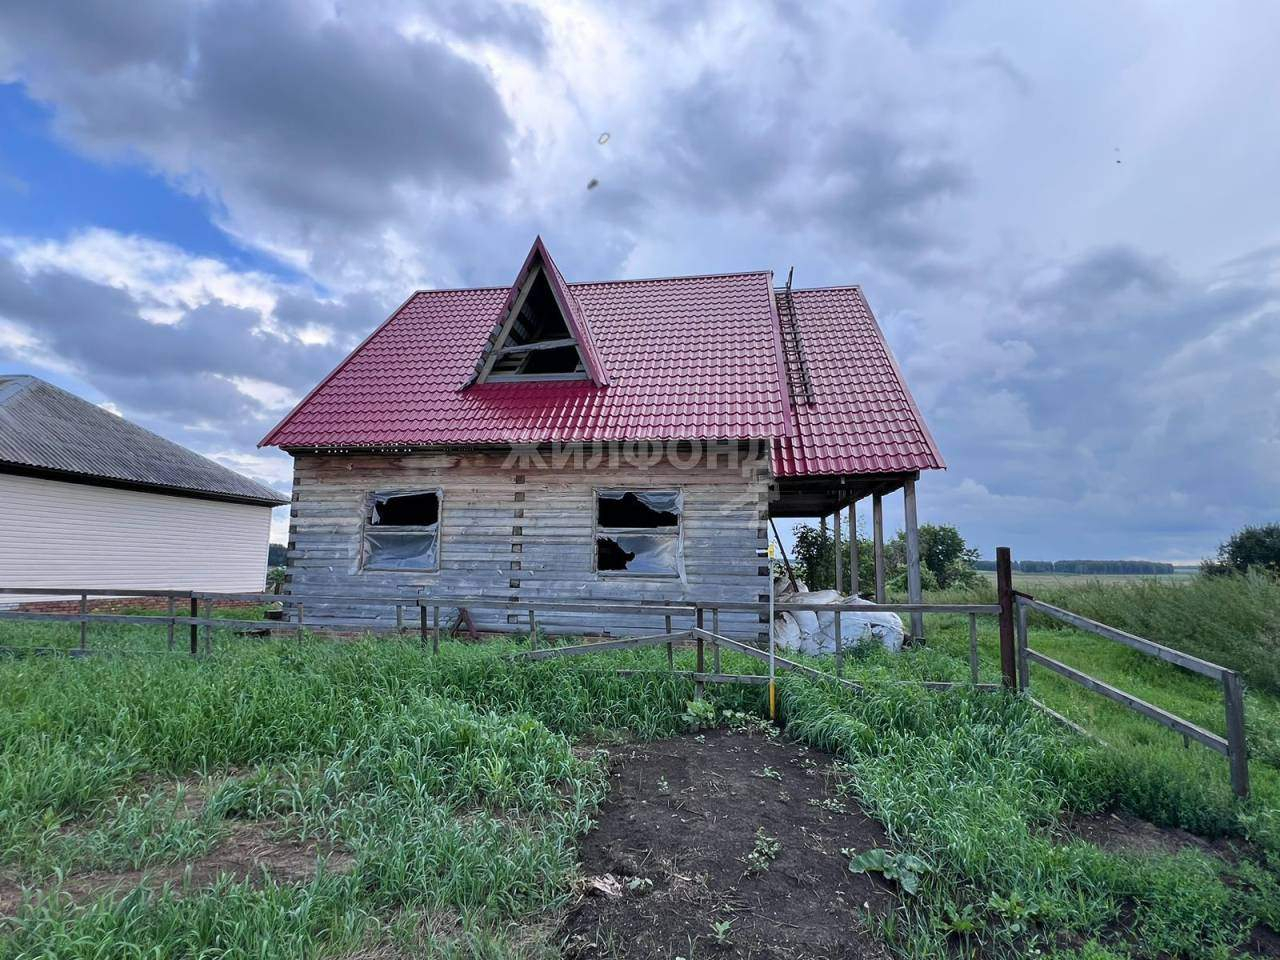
[1,578,1278,959]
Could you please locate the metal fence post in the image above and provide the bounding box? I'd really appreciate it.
[79,592,87,652]
[968,612,979,685]
[433,605,441,654]
[167,593,175,652]
[695,607,705,699]
[665,614,674,670]
[419,604,428,649]
[296,603,304,643]
[996,547,1017,690]
[1223,671,1250,799]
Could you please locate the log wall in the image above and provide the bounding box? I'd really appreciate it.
[286,444,771,640]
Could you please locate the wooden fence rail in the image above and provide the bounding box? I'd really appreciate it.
[1,576,1248,797]
[1015,594,1249,798]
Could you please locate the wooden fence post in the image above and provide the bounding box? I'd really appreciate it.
[528,607,538,650]
[665,614,674,670]
[1016,599,1030,691]
[1223,671,1250,798]
[433,605,441,654]
[189,597,198,656]
[712,608,721,673]
[996,547,1017,690]
[419,605,428,649]
[167,593,175,652]
[395,603,403,633]
[204,597,214,654]
[296,603,304,643]
[79,592,87,652]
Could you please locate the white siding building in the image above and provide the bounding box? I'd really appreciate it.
[0,376,287,604]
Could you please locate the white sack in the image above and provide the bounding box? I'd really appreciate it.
[776,589,905,655]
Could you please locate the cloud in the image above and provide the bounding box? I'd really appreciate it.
[0,230,375,466]
[0,1,1277,561]
[0,0,521,292]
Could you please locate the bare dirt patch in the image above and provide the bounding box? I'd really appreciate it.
[0,818,351,916]
[1064,808,1253,864]
[561,728,897,960]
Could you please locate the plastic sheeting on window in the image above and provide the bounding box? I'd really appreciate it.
[597,490,681,514]
[596,533,679,576]
[363,528,439,570]
[597,490,681,528]
[370,491,439,526]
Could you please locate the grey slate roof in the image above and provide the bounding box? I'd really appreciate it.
[0,376,288,506]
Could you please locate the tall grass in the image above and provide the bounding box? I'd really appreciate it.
[928,571,1280,695]
[780,677,1280,958]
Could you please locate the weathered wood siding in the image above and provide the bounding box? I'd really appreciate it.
[286,444,770,640]
[0,472,274,604]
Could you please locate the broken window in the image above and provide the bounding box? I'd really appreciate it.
[362,490,440,571]
[484,267,587,379]
[596,490,682,577]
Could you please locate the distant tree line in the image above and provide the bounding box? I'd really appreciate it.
[970,559,1176,575]
[268,543,287,567]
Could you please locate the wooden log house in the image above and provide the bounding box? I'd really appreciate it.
[261,238,944,639]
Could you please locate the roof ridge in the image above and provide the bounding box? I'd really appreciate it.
[403,268,775,298]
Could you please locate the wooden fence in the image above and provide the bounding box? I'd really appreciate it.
[0,557,1252,797]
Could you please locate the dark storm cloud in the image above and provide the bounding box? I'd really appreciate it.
[0,255,360,440]
[0,0,517,226]
[629,65,970,282]
[917,243,1280,559]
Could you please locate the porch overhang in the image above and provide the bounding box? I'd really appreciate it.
[768,471,918,518]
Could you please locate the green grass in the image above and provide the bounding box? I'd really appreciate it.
[954,571,1280,695]
[0,579,1278,959]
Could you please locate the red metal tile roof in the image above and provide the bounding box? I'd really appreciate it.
[260,243,943,478]
[770,286,944,476]
[261,269,792,446]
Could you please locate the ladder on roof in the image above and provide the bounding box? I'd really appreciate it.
[777,267,815,407]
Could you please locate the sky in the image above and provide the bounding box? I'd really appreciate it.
[0,0,1276,562]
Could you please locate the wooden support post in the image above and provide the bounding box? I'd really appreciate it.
[849,500,859,598]
[433,605,441,654]
[189,597,198,655]
[1223,671,1250,798]
[712,608,721,673]
[903,479,924,641]
[833,506,843,594]
[419,605,428,648]
[665,614,674,669]
[872,493,885,603]
[296,603,304,643]
[204,597,214,654]
[79,592,87,651]
[528,608,538,649]
[1016,600,1030,691]
[695,608,705,700]
[395,603,403,633]
[996,547,1017,690]
[968,612,979,685]
[167,593,175,652]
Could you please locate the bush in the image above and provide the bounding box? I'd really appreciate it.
[1203,523,1280,576]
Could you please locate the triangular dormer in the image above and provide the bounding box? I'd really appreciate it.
[469,237,608,386]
